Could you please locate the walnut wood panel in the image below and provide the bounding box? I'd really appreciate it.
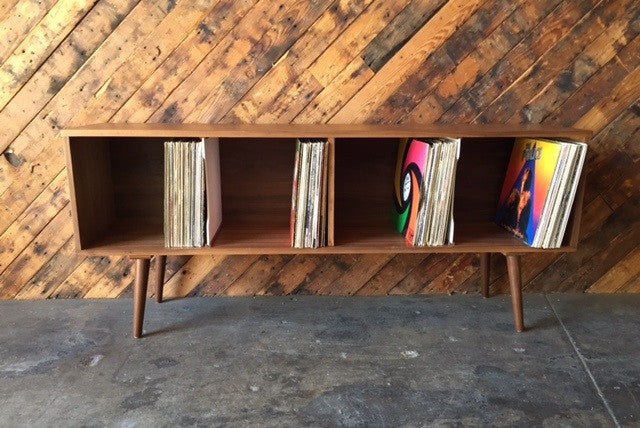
[220,137,297,228]
[62,123,591,140]
[68,130,580,256]
[65,136,114,249]
[1,0,639,299]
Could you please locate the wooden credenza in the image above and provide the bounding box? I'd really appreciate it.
[62,123,591,337]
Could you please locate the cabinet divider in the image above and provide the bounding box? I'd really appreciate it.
[327,136,335,247]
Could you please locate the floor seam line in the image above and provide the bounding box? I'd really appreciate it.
[544,293,621,427]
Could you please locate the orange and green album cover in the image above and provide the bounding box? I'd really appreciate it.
[495,138,562,245]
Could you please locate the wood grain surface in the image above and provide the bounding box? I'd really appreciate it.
[0,0,639,299]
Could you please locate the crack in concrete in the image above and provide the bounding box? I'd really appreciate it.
[544,293,621,428]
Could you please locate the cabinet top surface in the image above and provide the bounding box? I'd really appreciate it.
[62,123,592,140]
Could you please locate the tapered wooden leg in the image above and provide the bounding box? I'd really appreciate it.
[133,257,150,338]
[480,253,490,298]
[506,254,524,332]
[154,255,166,303]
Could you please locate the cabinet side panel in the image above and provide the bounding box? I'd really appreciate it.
[67,136,114,249]
[64,137,82,249]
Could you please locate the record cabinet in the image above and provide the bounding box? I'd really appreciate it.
[62,124,591,338]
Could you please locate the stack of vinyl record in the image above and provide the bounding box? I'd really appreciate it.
[393,137,461,246]
[496,137,587,248]
[164,138,222,248]
[290,139,329,248]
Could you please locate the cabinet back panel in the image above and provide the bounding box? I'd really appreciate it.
[110,138,165,231]
[335,138,398,229]
[219,138,296,227]
[454,138,514,224]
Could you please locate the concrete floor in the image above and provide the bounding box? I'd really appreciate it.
[0,295,638,427]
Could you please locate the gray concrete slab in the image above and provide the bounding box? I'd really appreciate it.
[548,294,640,427]
[0,295,624,427]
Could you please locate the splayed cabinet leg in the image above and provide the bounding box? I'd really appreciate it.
[154,255,166,303]
[133,257,150,338]
[506,254,524,332]
[480,253,490,298]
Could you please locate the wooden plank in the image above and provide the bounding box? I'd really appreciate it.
[588,103,640,164]
[439,0,600,122]
[13,237,84,299]
[575,66,640,132]
[598,156,640,211]
[361,0,447,72]
[0,0,173,230]
[259,255,324,295]
[194,255,259,296]
[0,0,172,154]
[0,0,140,152]
[3,1,252,302]
[1,1,640,299]
[67,0,216,128]
[305,0,410,88]
[559,210,640,292]
[610,102,640,162]
[223,255,293,295]
[419,254,477,294]
[312,254,395,295]
[616,269,640,293]
[112,0,259,123]
[0,204,74,298]
[405,94,445,123]
[0,0,21,22]
[579,195,614,240]
[220,0,376,124]
[371,0,529,124]
[428,0,564,118]
[389,254,459,294]
[0,0,179,297]
[545,34,640,127]
[475,0,631,124]
[59,255,126,298]
[158,256,226,299]
[294,255,357,295]
[588,244,640,293]
[354,253,427,295]
[0,0,58,63]
[0,0,97,110]
[148,0,331,124]
[504,7,640,124]
[0,169,68,274]
[330,0,486,123]
[527,194,640,292]
[60,123,592,139]
[293,56,374,123]
[230,69,324,124]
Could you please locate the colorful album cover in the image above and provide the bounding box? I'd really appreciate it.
[496,138,562,245]
[393,138,430,243]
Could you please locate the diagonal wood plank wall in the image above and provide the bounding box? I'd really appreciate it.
[0,0,639,299]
